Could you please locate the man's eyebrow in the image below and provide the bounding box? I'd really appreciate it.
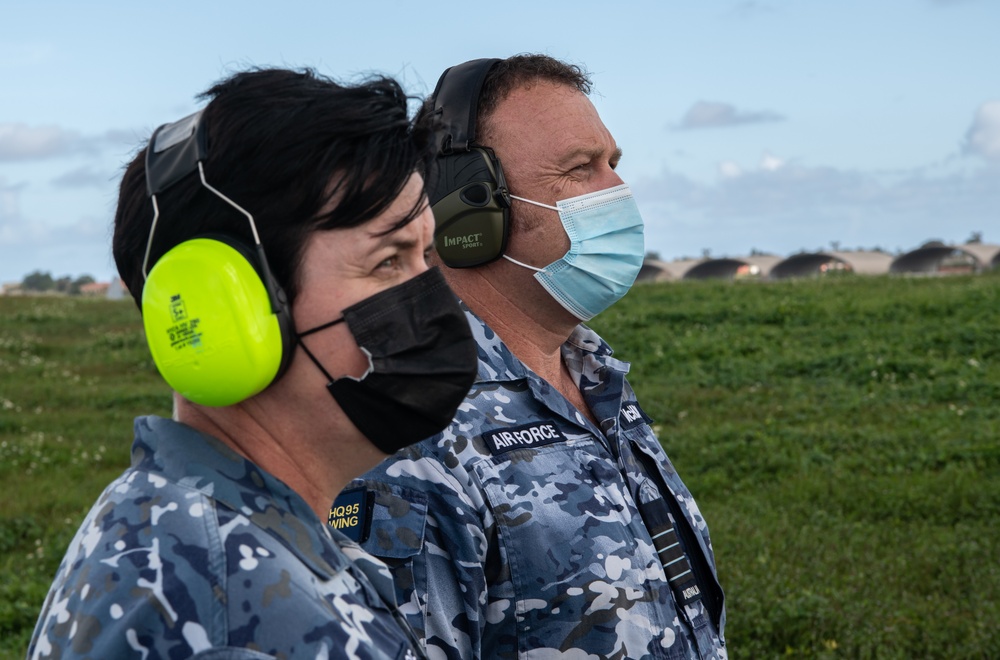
[558,145,623,166]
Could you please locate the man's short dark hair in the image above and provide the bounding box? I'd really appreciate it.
[476,54,592,137]
[113,67,433,308]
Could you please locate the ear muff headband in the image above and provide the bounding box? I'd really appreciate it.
[140,110,294,406]
[427,59,512,268]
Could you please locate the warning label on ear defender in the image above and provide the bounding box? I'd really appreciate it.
[166,294,203,351]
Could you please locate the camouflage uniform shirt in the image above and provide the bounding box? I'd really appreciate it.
[357,308,727,659]
[29,415,422,660]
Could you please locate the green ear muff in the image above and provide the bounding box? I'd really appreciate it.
[142,237,286,406]
[427,59,511,269]
[430,147,511,268]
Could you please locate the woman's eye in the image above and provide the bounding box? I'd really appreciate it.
[377,255,398,270]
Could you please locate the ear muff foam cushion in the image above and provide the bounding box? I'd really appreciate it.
[142,237,285,406]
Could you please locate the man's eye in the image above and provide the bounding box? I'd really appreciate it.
[377,256,398,270]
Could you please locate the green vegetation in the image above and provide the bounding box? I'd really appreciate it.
[2,273,998,657]
[590,272,999,658]
[0,297,172,656]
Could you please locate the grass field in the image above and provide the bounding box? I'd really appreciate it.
[2,273,998,658]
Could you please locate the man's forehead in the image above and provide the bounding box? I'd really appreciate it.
[487,82,604,138]
[499,80,589,113]
[489,83,615,154]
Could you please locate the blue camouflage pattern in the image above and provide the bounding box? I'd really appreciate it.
[28,416,422,660]
[358,307,727,659]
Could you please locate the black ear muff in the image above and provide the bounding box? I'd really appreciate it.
[427,58,511,268]
[141,111,294,406]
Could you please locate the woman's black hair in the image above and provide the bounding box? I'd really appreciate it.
[113,67,434,307]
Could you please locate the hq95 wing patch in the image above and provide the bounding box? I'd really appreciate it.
[328,486,375,543]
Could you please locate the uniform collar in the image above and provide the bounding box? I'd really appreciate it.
[462,303,626,383]
[132,416,347,580]
[462,304,632,438]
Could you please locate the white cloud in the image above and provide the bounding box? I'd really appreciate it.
[718,161,743,178]
[0,123,136,163]
[0,212,114,282]
[964,100,1000,160]
[633,159,1000,259]
[664,102,997,257]
[760,153,785,171]
[0,123,83,161]
[675,101,785,130]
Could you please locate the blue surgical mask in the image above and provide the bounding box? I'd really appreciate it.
[505,183,645,321]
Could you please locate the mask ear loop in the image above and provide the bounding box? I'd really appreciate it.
[298,316,346,338]
[509,194,559,211]
[296,328,339,384]
[295,332,344,385]
[295,317,375,384]
[501,195,559,273]
[503,254,546,272]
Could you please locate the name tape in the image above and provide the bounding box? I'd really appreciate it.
[483,422,567,455]
[619,401,652,430]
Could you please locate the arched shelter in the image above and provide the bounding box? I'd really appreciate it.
[682,255,780,280]
[890,243,999,274]
[959,243,1000,270]
[770,251,892,279]
[636,259,676,283]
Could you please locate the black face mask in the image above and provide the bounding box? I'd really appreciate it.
[297,267,477,454]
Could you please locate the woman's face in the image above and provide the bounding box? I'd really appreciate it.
[290,173,435,381]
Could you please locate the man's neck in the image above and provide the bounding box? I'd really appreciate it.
[447,267,597,424]
[460,272,570,372]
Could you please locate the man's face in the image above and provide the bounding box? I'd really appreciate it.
[484,81,624,266]
[292,173,435,381]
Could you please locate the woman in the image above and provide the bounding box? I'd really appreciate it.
[28,67,476,659]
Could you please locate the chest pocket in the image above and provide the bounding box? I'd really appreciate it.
[365,485,427,557]
[474,441,673,656]
[360,483,428,601]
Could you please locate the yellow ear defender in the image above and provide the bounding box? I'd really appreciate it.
[140,110,293,406]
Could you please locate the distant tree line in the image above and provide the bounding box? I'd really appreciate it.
[20,271,96,295]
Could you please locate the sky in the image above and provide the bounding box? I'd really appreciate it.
[1,0,998,285]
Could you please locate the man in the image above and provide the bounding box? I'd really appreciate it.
[28,67,477,659]
[356,56,726,659]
